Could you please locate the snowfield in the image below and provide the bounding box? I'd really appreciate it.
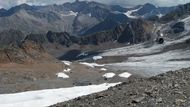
[100,68,107,71]
[80,62,105,68]
[105,48,190,77]
[93,56,103,61]
[0,83,120,107]
[119,72,132,78]
[102,73,116,78]
[57,72,69,79]
[101,32,190,77]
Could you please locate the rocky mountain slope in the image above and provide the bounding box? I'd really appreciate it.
[51,68,190,107]
[132,3,175,18]
[20,18,154,60]
[0,1,174,36]
[0,42,54,64]
[25,19,153,45]
[0,1,128,36]
[0,30,55,63]
[50,2,190,106]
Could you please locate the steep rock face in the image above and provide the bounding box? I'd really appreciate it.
[117,19,153,43]
[0,30,55,63]
[171,22,185,34]
[46,31,74,46]
[0,41,55,64]
[0,29,25,48]
[78,19,153,45]
[0,48,31,63]
[20,41,53,61]
[25,34,48,44]
[25,31,77,47]
[82,13,129,36]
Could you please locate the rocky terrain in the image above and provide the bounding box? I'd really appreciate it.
[51,68,190,107]
[0,1,190,107]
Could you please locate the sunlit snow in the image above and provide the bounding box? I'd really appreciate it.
[57,72,69,79]
[0,83,120,107]
[80,62,105,68]
[124,7,142,19]
[119,72,132,78]
[102,73,116,78]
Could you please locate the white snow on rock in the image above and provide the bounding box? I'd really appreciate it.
[63,68,71,72]
[93,56,103,60]
[102,73,116,78]
[62,61,72,66]
[157,13,163,18]
[77,52,88,58]
[61,11,78,17]
[124,7,142,19]
[100,68,107,71]
[80,62,105,68]
[0,83,120,107]
[119,72,132,78]
[57,72,69,79]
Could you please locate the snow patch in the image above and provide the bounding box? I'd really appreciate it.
[100,68,107,71]
[102,73,116,78]
[69,11,78,16]
[157,13,163,18]
[124,7,142,19]
[80,62,105,68]
[0,83,120,107]
[62,61,71,66]
[119,72,132,78]
[93,56,103,60]
[57,72,69,79]
[61,11,78,17]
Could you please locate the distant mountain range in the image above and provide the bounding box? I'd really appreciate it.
[0,1,175,36]
[0,1,190,63]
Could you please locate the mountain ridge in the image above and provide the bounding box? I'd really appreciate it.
[0,1,175,36]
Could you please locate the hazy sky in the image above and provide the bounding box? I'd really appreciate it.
[0,0,190,9]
